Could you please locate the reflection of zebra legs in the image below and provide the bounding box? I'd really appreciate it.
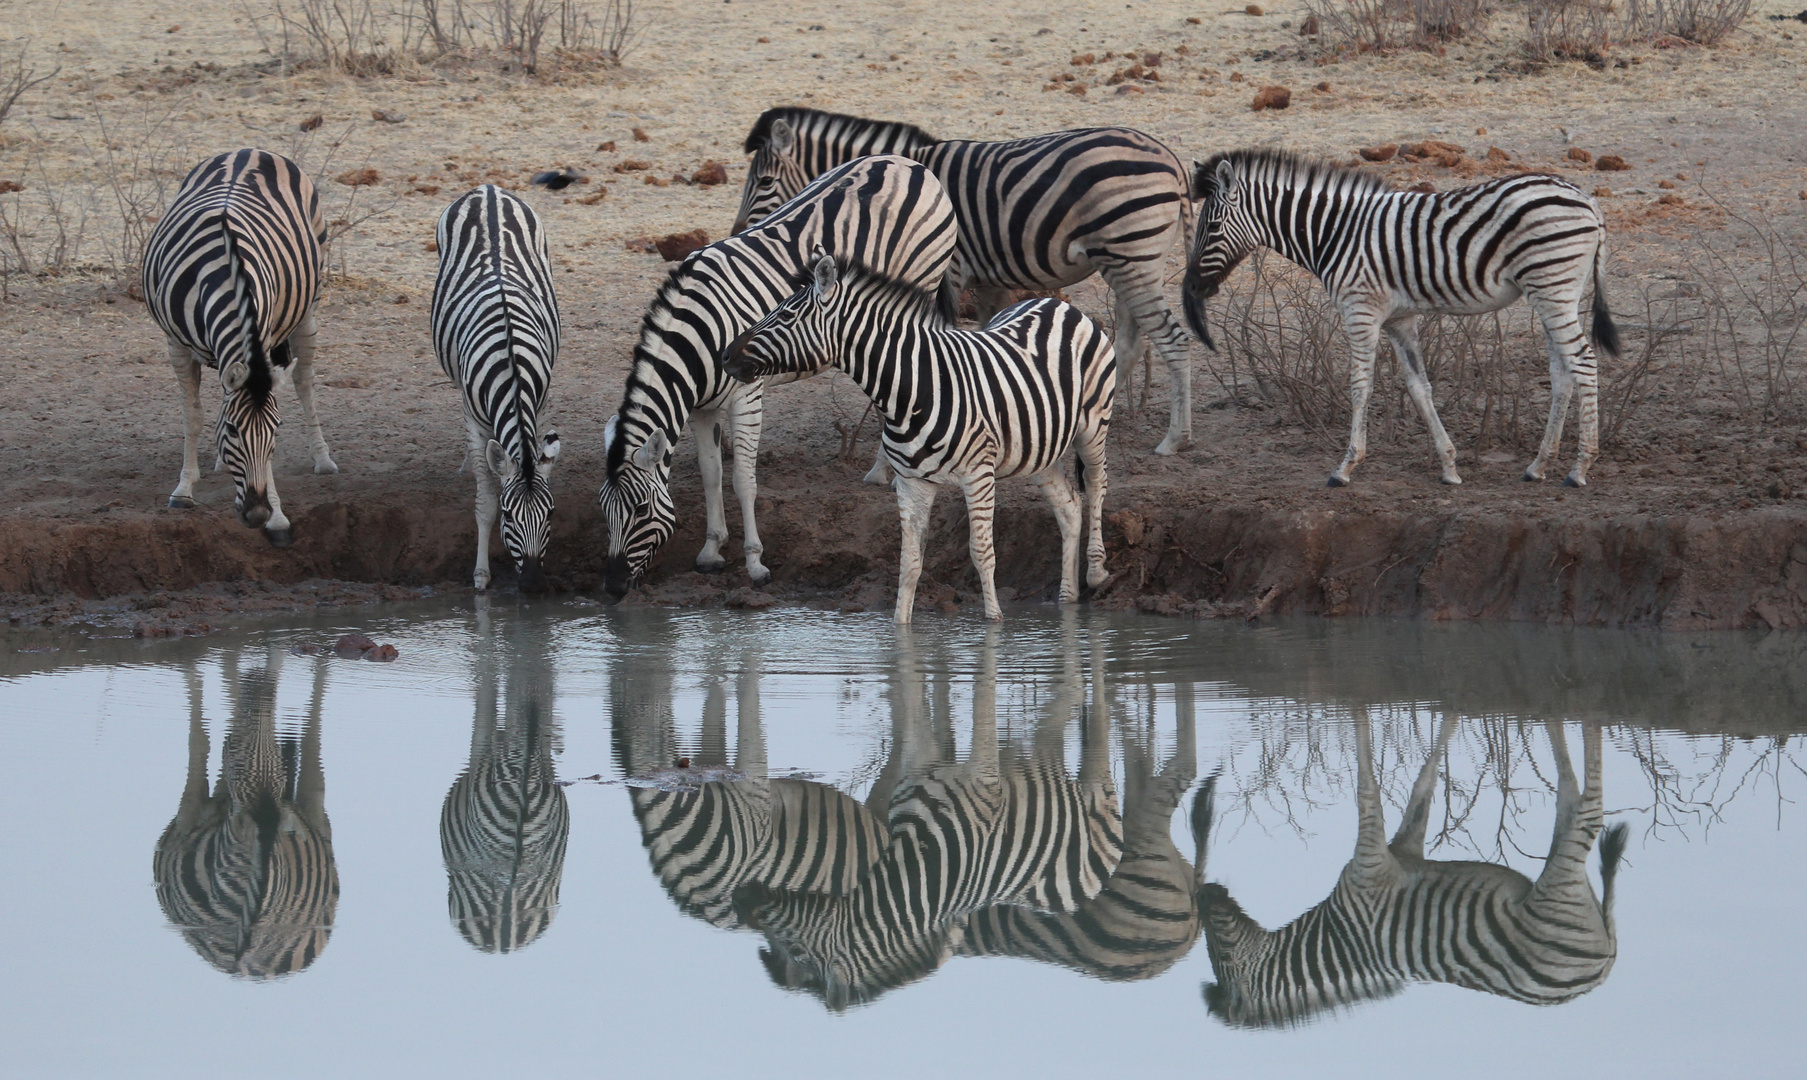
[1194,716,1628,1027]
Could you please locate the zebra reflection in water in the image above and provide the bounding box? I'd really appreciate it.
[441,606,570,953]
[153,648,338,979]
[1195,716,1628,1027]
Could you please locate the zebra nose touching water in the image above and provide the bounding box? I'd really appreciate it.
[431,185,563,593]
[1182,150,1621,488]
[722,255,1116,624]
[143,149,339,547]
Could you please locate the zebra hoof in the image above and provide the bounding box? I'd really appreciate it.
[1326,474,1349,488]
[1521,470,1543,483]
[747,567,773,587]
[167,495,196,509]
[1440,475,1464,486]
[1562,475,1586,488]
[695,558,726,575]
[263,527,295,549]
[314,458,340,476]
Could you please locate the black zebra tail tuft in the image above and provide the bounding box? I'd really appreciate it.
[1181,271,1216,352]
[1599,821,1629,910]
[1591,246,1621,359]
[1190,770,1220,868]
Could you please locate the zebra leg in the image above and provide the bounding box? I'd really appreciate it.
[960,470,1005,621]
[1076,413,1112,593]
[467,420,498,590]
[1329,315,1383,487]
[892,475,938,625]
[1029,466,1083,604]
[287,312,338,475]
[258,454,294,548]
[1390,713,1460,858]
[167,338,205,509]
[1524,308,1580,484]
[690,408,730,574]
[1568,339,1601,487]
[726,387,772,585]
[1103,262,1193,456]
[1108,282,1148,423]
[1384,318,1462,485]
[1346,715,1398,889]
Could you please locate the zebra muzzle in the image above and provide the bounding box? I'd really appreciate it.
[602,554,633,602]
[518,556,549,594]
[720,329,759,383]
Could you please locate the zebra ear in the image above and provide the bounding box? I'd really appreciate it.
[813,255,838,301]
[486,439,518,481]
[632,428,670,472]
[540,431,561,465]
[1215,159,1236,196]
[221,360,250,392]
[769,118,795,157]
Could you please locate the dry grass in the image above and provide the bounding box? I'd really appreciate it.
[0,42,59,128]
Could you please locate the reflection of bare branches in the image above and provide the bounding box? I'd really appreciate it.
[1618,730,1802,838]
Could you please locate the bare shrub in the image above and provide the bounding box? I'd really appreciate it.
[1627,0,1752,43]
[1307,0,1412,52]
[1524,0,1621,64]
[0,42,59,127]
[1685,202,1807,424]
[285,122,404,278]
[251,0,645,74]
[1410,0,1493,45]
[84,105,191,290]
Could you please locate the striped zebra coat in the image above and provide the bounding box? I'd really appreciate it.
[723,257,1116,623]
[597,155,957,600]
[1193,717,1627,1027]
[153,650,338,979]
[431,186,562,592]
[142,149,337,547]
[1183,150,1620,487]
[737,108,1198,456]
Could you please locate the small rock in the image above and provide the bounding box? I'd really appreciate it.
[1657,193,1685,206]
[632,126,650,142]
[1229,70,1244,82]
[575,187,608,205]
[691,160,729,185]
[1300,14,1320,34]
[1658,179,1676,189]
[1595,154,1631,171]
[625,237,660,254]
[654,228,710,261]
[371,109,405,123]
[1186,16,1201,24]
[596,139,617,152]
[335,167,380,187]
[1245,3,1264,14]
[643,174,670,187]
[1594,186,1614,198]
[1486,146,1510,162]
[1359,144,1397,162]
[0,180,23,194]
[1116,83,1144,95]
[1566,147,1592,164]
[1314,80,1331,92]
[299,113,323,132]
[1251,85,1290,111]
[612,159,651,172]
[1067,83,1088,96]
[1407,180,1437,194]
[1071,52,1097,65]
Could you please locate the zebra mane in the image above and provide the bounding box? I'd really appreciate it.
[820,257,947,326]
[743,107,937,154]
[1193,149,1390,202]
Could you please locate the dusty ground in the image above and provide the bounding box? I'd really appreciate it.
[2,0,1806,632]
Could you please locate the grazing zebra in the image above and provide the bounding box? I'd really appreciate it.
[597,154,957,600]
[723,256,1116,623]
[143,149,337,547]
[1183,150,1621,488]
[440,617,569,954]
[1193,716,1628,1027]
[732,628,1125,1011]
[153,649,338,979]
[737,108,1198,456]
[432,185,562,592]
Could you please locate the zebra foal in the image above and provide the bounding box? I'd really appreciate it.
[432,186,562,592]
[1183,150,1621,487]
[143,148,337,547]
[736,108,1197,456]
[723,256,1115,624]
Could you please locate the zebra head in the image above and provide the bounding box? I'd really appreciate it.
[721,254,842,385]
[488,432,560,593]
[215,355,289,545]
[1182,156,1258,353]
[733,116,809,233]
[733,882,950,1013]
[597,416,675,602]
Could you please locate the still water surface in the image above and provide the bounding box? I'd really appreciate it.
[2,603,1803,1079]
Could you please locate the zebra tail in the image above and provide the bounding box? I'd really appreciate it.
[936,276,960,325]
[1190,770,1219,874]
[1590,243,1621,359]
[1598,821,1628,915]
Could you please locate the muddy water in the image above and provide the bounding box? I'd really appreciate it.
[2,605,1803,1079]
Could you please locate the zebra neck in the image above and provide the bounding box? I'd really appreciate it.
[837,311,940,430]
[1248,181,1350,281]
[793,112,935,172]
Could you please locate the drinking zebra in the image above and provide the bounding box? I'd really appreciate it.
[1193,716,1628,1027]
[736,108,1197,456]
[1183,150,1621,488]
[153,648,338,979]
[143,149,337,547]
[723,256,1116,623]
[440,609,569,953]
[431,185,562,592]
[597,155,957,600]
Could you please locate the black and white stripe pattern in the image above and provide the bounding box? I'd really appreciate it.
[597,154,957,599]
[1193,718,1628,1028]
[1183,150,1621,487]
[154,652,338,979]
[431,185,562,592]
[142,148,337,547]
[723,256,1115,623]
[737,109,1196,455]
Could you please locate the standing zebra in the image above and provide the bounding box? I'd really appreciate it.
[432,186,562,592]
[143,149,337,547]
[736,108,1197,456]
[440,606,570,953]
[724,256,1116,623]
[153,647,338,979]
[597,155,956,600]
[1183,150,1620,488]
[1193,716,1628,1027]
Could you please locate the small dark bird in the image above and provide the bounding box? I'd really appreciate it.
[531,169,588,191]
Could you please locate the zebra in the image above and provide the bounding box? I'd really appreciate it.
[1182,149,1621,488]
[440,607,570,953]
[153,647,338,979]
[597,154,957,600]
[1193,715,1628,1028]
[431,185,562,592]
[735,108,1198,457]
[143,148,337,547]
[731,627,1125,1011]
[723,255,1115,623]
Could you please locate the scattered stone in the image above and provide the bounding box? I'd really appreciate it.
[1475,126,1487,135]
[654,228,710,261]
[643,174,670,187]
[1315,80,1331,92]
[625,237,660,254]
[1595,154,1631,171]
[1486,146,1510,162]
[1116,83,1144,95]
[1594,186,1614,198]
[596,139,617,152]
[299,113,323,132]
[370,109,405,123]
[632,126,650,142]
[1566,147,1592,164]
[575,187,608,205]
[0,180,23,194]
[335,167,380,187]
[1407,180,1437,193]
[1246,3,1264,14]
[1358,144,1398,162]
[1067,83,1087,96]
[366,643,399,662]
[1657,193,1685,206]
[1300,14,1321,34]
[612,159,651,172]
[1229,70,1244,82]
[425,240,438,252]
[1071,52,1097,65]
[1658,179,1676,189]
[412,183,440,195]
[690,160,729,185]
[1251,85,1291,111]
[1186,15,1202,23]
